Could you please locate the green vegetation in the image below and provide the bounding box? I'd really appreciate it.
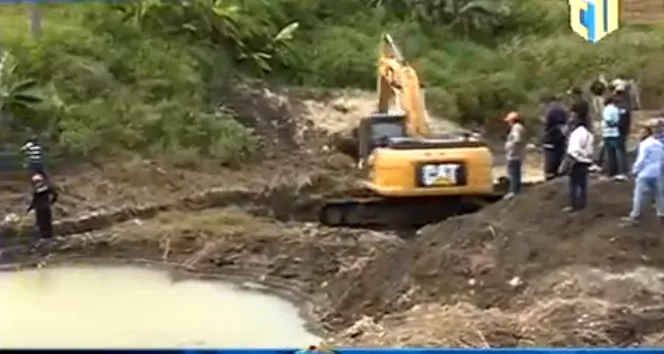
[1,0,664,163]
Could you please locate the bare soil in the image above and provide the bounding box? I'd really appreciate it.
[2,86,664,347]
[4,182,664,347]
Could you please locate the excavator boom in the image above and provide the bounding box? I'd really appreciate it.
[377,34,431,138]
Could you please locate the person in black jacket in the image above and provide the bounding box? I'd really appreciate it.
[27,173,58,239]
[615,87,632,169]
[542,95,569,180]
[569,87,591,130]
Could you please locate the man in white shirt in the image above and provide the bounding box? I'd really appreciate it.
[564,116,594,212]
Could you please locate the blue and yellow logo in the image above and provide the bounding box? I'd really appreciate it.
[568,0,620,43]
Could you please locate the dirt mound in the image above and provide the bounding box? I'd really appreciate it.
[221,83,467,162]
[333,296,664,347]
[221,82,314,155]
[333,302,521,347]
[517,265,664,307]
[328,178,664,326]
[220,83,382,158]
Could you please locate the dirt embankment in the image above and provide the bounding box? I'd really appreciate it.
[330,180,664,346]
[2,85,664,347]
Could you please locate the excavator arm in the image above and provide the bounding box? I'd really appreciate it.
[377,33,431,138]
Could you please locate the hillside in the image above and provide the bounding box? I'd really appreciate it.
[1,0,664,167]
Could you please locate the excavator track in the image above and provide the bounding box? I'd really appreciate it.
[319,193,503,229]
[318,178,544,229]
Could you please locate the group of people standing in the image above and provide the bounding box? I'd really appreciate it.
[503,78,664,226]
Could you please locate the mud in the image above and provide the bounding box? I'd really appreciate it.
[2,176,664,347]
[3,86,664,347]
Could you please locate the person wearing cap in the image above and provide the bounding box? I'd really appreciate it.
[601,95,628,181]
[26,173,58,239]
[611,78,627,93]
[563,115,594,212]
[621,119,664,226]
[541,95,568,180]
[503,111,526,200]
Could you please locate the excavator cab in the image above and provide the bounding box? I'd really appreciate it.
[357,113,407,167]
[356,113,488,167]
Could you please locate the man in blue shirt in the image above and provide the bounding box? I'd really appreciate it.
[602,96,628,181]
[657,117,664,206]
[621,119,664,226]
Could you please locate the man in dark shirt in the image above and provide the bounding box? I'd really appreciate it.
[569,87,591,130]
[27,173,58,239]
[615,88,632,169]
[542,95,568,180]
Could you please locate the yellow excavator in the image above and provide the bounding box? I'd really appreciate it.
[319,34,507,228]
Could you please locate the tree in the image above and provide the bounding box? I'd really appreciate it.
[445,0,511,37]
[367,0,511,38]
[111,0,299,72]
[0,51,43,129]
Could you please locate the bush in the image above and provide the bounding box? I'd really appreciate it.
[0,3,257,165]
[2,0,664,161]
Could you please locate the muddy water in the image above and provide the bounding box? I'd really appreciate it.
[0,266,320,348]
